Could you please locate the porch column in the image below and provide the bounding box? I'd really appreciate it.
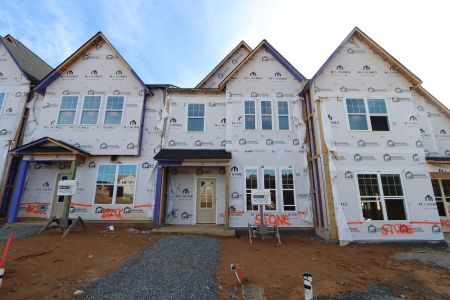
[224,166,230,229]
[61,160,77,229]
[7,159,29,224]
[153,165,164,228]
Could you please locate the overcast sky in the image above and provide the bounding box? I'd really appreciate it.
[1,0,449,106]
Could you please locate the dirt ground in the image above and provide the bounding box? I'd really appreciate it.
[0,226,449,299]
[0,223,158,300]
[217,232,450,299]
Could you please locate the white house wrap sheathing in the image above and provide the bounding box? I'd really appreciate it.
[310,32,446,242]
[0,42,30,183]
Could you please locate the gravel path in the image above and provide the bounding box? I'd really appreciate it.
[315,285,403,300]
[84,234,222,300]
[0,225,41,242]
[392,250,450,271]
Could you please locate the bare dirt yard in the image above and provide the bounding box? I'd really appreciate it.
[0,225,449,299]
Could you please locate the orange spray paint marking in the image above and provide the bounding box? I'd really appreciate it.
[101,208,124,219]
[441,219,450,228]
[381,224,414,236]
[26,204,47,215]
[254,213,292,226]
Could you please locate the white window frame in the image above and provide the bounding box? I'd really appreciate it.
[104,95,125,125]
[344,98,390,132]
[244,167,259,211]
[0,91,6,116]
[280,168,296,211]
[56,95,79,125]
[277,100,290,130]
[80,95,102,125]
[94,164,138,205]
[431,178,450,217]
[355,172,409,222]
[260,100,273,130]
[262,167,277,211]
[186,102,206,132]
[244,100,257,130]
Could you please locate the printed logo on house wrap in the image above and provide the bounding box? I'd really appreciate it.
[357,65,377,76]
[231,166,243,177]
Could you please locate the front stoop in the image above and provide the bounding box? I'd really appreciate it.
[151,225,236,237]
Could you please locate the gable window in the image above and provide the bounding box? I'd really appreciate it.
[95,164,137,205]
[261,101,273,130]
[263,168,277,210]
[187,103,205,131]
[244,101,256,130]
[346,98,389,131]
[281,168,295,210]
[81,96,101,125]
[431,179,450,217]
[278,101,289,130]
[246,168,258,211]
[104,96,124,125]
[57,95,78,124]
[0,92,5,114]
[357,173,407,221]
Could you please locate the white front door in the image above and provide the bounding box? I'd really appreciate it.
[51,173,70,218]
[196,178,216,224]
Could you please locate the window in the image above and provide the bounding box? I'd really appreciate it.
[431,179,450,217]
[95,165,137,204]
[278,101,289,130]
[281,169,295,210]
[81,96,101,125]
[104,96,124,125]
[261,101,272,130]
[346,98,389,131]
[187,103,205,131]
[57,96,78,124]
[357,174,407,221]
[0,92,5,113]
[246,168,258,210]
[244,101,256,130]
[263,169,276,210]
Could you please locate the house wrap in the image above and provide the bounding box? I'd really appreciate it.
[1,27,448,244]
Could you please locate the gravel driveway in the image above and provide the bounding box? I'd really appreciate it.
[0,224,42,241]
[392,250,450,271]
[84,234,222,300]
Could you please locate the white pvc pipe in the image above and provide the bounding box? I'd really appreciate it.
[0,268,4,287]
[303,272,313,300]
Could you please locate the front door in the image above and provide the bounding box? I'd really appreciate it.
[196,178,216,224]
[51,174,69,218]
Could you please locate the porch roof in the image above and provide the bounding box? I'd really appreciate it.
[425,156,450,164]
[154,149,231,161]
[10,137,90,158]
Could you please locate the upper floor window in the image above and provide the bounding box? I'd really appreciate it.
[244,101,256,130]
[357,173,406,221]
[346,98,389,131]
[261,101,273,130]
[187,103,205,131]
[277,101,289,130]
[0,92,5,114]
[57,95,79,124]
[95,164,137,205]
[104,96,124,125]
[81,96,101,125]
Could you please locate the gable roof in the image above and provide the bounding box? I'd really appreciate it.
[35,32,150,95]
[414,85,450,117]
[0,34,52,84]
[301,27,422,95]
[196,41,252,88]
[218,39,307,90]
[11,136,90,157]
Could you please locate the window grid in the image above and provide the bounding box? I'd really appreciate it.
[281,169,295,211]
[261,101,272,130]
[187,103,205,131]
[357,174,407,221]
[57,96,79,124]
[104,96,124,125]
[346,98,389,131]
[431,179,450,217]
[246,168,258,211]
[81,96,101,125]
[263,169,276,210]
[244,101,256,130]
[95,164,137,205]
[278,101,289,130]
